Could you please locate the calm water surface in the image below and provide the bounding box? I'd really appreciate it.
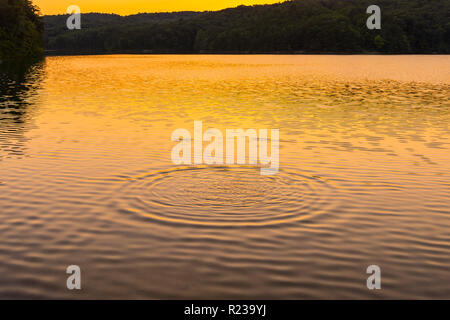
[0,55,449,299]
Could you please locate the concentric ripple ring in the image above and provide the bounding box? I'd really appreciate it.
[115,165,338,227]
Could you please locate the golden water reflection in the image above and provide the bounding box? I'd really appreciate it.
[0,55,449,299]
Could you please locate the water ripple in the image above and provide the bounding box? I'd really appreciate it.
[114,166,338,227]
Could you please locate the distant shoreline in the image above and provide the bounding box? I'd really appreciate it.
[43,2,450,56]
[44,51,447,57]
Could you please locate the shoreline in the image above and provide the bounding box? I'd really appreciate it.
[43,51,448,57]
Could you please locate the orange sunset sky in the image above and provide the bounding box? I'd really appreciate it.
[34,0,281,15]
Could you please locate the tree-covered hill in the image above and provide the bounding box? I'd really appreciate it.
[44,0,449,54]
[0,0,43,59]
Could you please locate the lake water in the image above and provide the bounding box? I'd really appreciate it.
[0,55,449,299]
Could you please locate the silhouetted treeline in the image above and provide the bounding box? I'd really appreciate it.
[0,0,43,59]
[44,0,449,54]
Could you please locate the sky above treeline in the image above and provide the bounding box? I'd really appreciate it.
[34,0,280,15]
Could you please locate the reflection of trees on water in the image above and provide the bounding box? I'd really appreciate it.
[0,58,44,158]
